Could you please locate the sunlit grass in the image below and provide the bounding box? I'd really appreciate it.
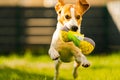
[0,51,120,80]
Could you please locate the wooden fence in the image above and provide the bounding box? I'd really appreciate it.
[0,6,119,54]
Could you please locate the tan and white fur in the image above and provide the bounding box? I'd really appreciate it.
[49,0,90,80]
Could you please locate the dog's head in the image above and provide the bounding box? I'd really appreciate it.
[55,0,90,32]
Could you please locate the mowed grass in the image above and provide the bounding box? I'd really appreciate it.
[0,51,120,80]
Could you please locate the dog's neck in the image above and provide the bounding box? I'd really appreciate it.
[56,22,63,30]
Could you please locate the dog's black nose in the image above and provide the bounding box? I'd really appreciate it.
[71,26,78,31]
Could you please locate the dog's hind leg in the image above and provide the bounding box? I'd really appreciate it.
[54,59,61,80]
[73,61,80,79]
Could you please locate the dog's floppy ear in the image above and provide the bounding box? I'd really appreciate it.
[55,0,64,14]
[76,0,90,15]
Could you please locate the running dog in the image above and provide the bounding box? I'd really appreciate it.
[49,0,90,80]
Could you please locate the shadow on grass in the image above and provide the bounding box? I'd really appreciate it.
[0,66,65,80]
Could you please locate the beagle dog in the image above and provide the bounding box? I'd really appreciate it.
[49,0,90,80]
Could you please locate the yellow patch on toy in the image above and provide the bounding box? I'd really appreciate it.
[60,30,95,55]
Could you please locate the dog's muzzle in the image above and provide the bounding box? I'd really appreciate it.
[61,25,78,32]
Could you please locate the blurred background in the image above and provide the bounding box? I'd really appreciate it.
[0,0,119,54]
[0,0,120,54]
[0,0,120,80]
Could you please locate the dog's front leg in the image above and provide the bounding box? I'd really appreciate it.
[49,29,60,60]
[75,52,90,68]
[49,46,60,60]
[70,43,90,67]
[54,59,61,80]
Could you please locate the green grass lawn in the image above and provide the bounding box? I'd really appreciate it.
[0,51,120,80]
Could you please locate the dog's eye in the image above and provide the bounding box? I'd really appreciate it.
[76,15,80,20]
[58,10,61,14]
[65,15,71,19]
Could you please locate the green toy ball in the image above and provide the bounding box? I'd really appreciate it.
[60,28,95,55]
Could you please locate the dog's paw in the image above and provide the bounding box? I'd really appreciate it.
[75,56,90,68]
[50,52,60,60]
[81,57,90,68]
[82,61,90,68]
[49,48,60,60]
